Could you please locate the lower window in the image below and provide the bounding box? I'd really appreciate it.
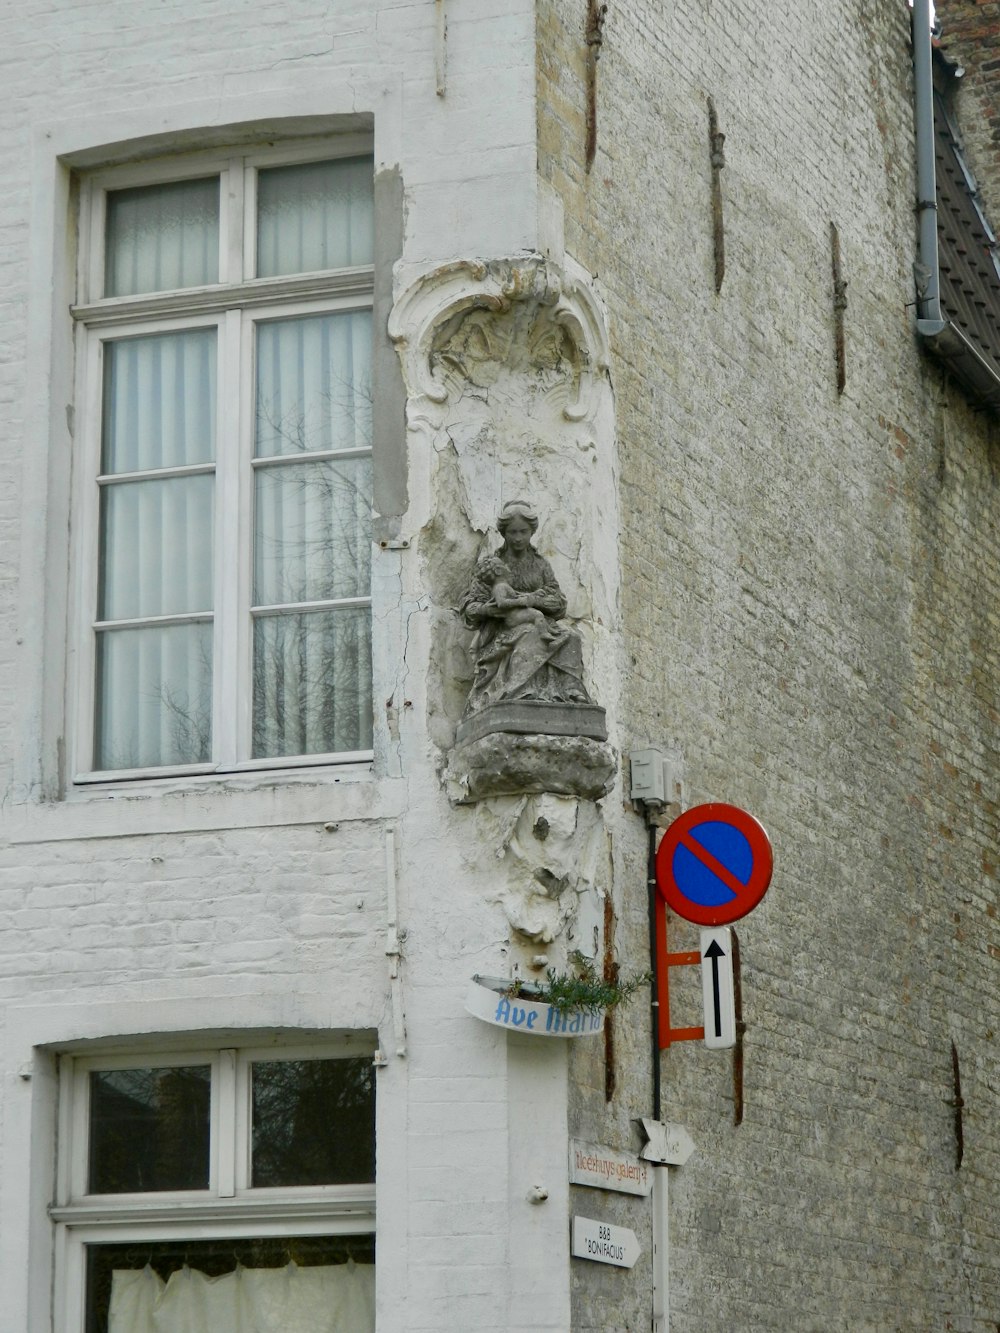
[86,1234,374,1333]
[53,1042,376,1333]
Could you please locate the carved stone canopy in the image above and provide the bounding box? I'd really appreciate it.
[388,257,611,423]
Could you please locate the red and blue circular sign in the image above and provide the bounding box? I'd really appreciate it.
[655,802,773,927]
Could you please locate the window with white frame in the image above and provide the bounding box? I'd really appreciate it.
[52,1043,376,1332]
[72,141,375,780]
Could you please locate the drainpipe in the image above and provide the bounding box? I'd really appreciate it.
[913,0,942,326]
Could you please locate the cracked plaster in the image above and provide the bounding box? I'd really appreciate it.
[472,793,610,946]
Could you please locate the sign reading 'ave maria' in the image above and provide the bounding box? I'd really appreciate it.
[571,1216,641,1269]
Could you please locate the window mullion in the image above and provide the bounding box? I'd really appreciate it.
[216,1050,238,1198]
[72,329,102,778]
[243,158,258,282]
[57,1057,81,1207]
[213,308,244,767]
[81,177,103,307]
[225,156,245,284]
[237,307,258,762]
[234,1052,253,1193]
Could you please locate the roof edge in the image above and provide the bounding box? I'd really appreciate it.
[918,318,1000,411]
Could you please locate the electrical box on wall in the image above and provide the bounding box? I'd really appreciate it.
[628,749,684,810]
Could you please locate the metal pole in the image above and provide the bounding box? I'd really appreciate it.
[647,822,662,1120]
[648,819,668,1328]
[652,1163,669,1332]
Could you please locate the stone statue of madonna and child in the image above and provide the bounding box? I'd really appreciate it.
[454,501,607,748]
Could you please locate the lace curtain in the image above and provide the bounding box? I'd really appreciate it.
[108,1261,375,1333]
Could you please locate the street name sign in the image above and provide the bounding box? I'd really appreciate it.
[700,926,736,1049]
[571,1216,641,1268]
[656,802,773,926]
[570,1139,652,1196]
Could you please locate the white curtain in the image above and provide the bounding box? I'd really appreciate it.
[105,177,219,298]
[251,309,373,759]
[254,310,371,459]
[95,328,217,770]
[256,157,373,279]
[109,1262,375,1333]
[95,622,212,770]
[251,607,373,758]
[103,328,216,474]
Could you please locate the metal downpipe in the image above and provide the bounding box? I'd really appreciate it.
[913,0,942,324]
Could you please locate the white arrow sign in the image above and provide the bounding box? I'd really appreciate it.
[700,926,736,1049]
[571,1215,641,1268]
[638,1119,695,1166]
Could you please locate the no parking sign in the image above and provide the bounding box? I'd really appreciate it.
[655,802,773,927]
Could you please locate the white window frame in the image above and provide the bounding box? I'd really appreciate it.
[70,137,377,784]
[51,1041,376,1333]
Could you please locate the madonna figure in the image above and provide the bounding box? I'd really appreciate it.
[458,501,595,717]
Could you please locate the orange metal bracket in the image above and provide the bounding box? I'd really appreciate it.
[656,895,704,1049]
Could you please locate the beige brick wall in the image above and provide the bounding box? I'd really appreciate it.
[541,1,1000,1328]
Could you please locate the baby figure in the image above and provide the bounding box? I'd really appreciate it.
[479,555,553,632]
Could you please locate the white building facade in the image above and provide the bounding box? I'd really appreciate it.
[2,3,625,1331]
[5,1,1000,1331]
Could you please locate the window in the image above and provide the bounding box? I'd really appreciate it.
[71,142,376,780]
[52,1043,376,1332]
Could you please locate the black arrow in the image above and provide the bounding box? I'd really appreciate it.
[705,940,725,1037]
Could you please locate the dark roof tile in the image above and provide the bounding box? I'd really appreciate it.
[935,88,1000,377]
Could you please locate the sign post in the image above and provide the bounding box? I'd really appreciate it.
[638,1122,695,1333]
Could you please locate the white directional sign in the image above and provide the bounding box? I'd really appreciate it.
[570,1139,652,1196]
[571,1215,641,1268]
[700,926,736,1049]
[638,1119,695,1166]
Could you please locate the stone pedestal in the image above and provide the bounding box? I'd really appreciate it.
[455,700,608,747]
[446,730,616,803]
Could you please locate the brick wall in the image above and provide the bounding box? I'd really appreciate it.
[541,0,1000,1328]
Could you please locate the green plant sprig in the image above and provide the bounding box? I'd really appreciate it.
[517,951,651,1015]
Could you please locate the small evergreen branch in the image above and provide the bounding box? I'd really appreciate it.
[514,950,650,1016]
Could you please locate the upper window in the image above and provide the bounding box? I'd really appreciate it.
[72,142,376,780]
[53,1043,376,1332]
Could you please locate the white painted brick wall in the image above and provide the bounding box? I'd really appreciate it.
[0,3,580,1331]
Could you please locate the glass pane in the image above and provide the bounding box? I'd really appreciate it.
[88,1065,211,1193]
[251,1057,375,1186]
[255,310,372,458]
[254,457,371,607]
[99,473,214,620]
[256,156,373,277]
[105,176,219,296]
[102,328,216,473]
[86,1237,375,1333]
[95,621,212,770]
[252,607,372,758]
